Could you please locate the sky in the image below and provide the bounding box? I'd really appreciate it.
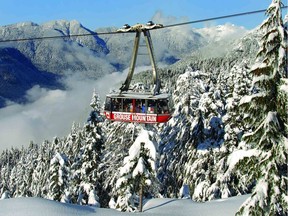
[0,0,275,30]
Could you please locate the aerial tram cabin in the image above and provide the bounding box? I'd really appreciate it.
[104,21,172,124]
[104,93,171,123]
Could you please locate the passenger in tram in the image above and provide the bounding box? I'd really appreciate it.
[163,105,169,113]
[111,99,116,111]
[136,105,141,113]
[148,103,154,114]
[123,99,131,112]
[135,99,142,113]
[148,100,156,114]
[142,103,146,113]
[123,104,127,112]
[129,103,133,112]
[112,99,121,111]
[157,103,162,114]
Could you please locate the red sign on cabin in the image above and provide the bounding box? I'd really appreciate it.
[104,111,170,123]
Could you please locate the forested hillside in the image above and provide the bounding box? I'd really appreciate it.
[0,1,287,215]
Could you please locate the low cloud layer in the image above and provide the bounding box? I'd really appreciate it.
[0,66,152,152]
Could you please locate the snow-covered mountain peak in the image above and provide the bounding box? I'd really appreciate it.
[196,23,248,42]
[42,20,83,32]
[0,19,112,79]
[14,21,39,28]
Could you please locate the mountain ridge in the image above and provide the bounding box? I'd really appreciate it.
[0,19,248,106]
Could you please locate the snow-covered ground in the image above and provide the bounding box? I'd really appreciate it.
[0,194,250,216]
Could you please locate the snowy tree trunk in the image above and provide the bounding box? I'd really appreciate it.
[139,182,143,212]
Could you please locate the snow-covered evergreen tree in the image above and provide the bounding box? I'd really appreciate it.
[90,89,101,112]
[74,123,103,206]
[1,148,21,197]
[70,90,104,206]
[63,122,83,159]
[236,0,288,215]
[158,68,208,197]
[114,129,158,212]
[13,144,37,198]
[0,150,11,198]
[100,121,140,207]
[193,63,253,201]
[66,123,85,203]
[0,190,10,199]
[223,63,251,150]
[47,149,69,202]
[30,140,51,197]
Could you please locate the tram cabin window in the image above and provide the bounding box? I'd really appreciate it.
[111,98,121,111]
[147,100,156,114]
[158,99,169,114]
[105,97,112,111]
[123,98,133,112]
[135,99,146,113]
[118,98,123,111]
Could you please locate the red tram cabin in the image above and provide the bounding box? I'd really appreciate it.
[104,93,171,124]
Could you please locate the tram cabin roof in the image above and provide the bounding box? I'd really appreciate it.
[106,92,170,100]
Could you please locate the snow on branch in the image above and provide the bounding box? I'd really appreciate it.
[239,92,267,105]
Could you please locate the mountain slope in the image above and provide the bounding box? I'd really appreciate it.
[98,22,248,70]
[0,19,248,106]
[0,20,115,106]
[0,47,61,107]
[0,20,114,77]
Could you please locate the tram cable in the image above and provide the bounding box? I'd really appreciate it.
[0,6,287,43]
[163,7,287,28]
